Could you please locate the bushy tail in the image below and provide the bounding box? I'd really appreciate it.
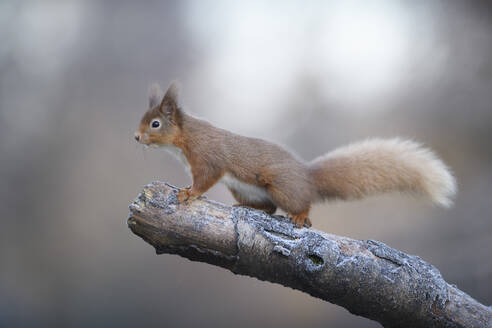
[309,138,456,207]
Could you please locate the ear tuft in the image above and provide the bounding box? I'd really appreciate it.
[148,83,164,108]
[159,81,182,126]
[162,81,180,106]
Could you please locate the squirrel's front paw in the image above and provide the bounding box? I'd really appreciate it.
[177,188,200,203]
[177,188,191,203]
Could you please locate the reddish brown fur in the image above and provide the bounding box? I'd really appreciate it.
[135,83,456,228]
[169,115,315,225]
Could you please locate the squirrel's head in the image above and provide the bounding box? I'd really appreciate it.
[134,82,182,146]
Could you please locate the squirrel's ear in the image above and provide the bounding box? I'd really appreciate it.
[148,83,163,108]
[159,82,182,126]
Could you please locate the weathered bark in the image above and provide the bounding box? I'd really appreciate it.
[127,181,491,328]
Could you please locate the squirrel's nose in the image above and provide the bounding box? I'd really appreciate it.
[134,132,140,142]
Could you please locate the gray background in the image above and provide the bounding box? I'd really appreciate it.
[1,1,491,327]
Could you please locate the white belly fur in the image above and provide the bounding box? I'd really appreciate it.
[163,145,191,175]
[221,173,272,204]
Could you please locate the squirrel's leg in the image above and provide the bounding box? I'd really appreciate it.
[229,187,277,214]
[177,169,222,203]
[267,185,312,228]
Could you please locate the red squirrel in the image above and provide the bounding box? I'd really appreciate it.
[134,82,456,228]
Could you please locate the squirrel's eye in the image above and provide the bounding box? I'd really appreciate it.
[151,120,160,128]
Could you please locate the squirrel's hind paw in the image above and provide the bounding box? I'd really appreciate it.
[289,212,312,228]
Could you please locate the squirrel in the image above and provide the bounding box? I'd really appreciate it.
[134,82,457,228]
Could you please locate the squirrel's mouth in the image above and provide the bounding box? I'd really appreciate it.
[137,139,157,147]
[138,138,163,148]
[143,143,161,149]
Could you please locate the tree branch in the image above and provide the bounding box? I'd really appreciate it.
[127,181,491,328]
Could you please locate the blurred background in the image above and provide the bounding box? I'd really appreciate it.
[1,1,491,327]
